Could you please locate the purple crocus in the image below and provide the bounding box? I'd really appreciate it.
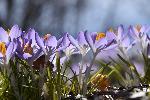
[104,25,134,61]
[129,25,150,56]
[15,29,46,69]
[84,31,116,54]
[57,32,77,58]
[83,30,117,94]
[68,31,90,56]
[35,32,57,63]
[106,25,131,48]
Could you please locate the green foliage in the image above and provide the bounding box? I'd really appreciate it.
[0,52,150,99]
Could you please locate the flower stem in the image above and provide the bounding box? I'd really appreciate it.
[82,52,97,95]
[79,55,84,93]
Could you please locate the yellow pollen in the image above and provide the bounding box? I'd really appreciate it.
[96,32,106,41]
[136,25,141,32]
[23,44,33,54]
[0,42,6,56]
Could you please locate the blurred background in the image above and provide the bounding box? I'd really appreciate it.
[0,0,150,37]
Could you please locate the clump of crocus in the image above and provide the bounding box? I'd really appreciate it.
[0,25,150,100]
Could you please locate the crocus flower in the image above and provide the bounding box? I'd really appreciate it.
[129,25,149,54]
[16,29,43,68]
[35,32,57,63]
[51,33,79,70]
[108,26,134,53]
[129,25,150,56]
[106,25,131,48]
[83,31,117,92]
[96,26,131,64]
[68,31,91,85]
[84,31,116,54]
[57,32,77,58]
[68,31,90,56]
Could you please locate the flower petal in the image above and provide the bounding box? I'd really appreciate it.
[104,44,117,50]
[45,36,57,48]
[62,32,70,47]
[9,25,21,41]
[77,31,88,46]
[129,25,139,39]
[57,37,63,49]
[0,27,9,43]
[140,25,150,33]
[29,48,43,61]
[91,32,97,44]
[57,33,70,51]
[6,42,17,64]
[68,34,80,49]
[122,35,130,47]
[35,32,47,54]
[95,37,107,48]
[23,53,32,59]
[26,29,36,46]
[84,31,95,52]
[106,31,116,42]
[118,25,124,40]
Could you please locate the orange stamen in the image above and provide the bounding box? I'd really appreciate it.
[23,43,33,54]
[0,42,6,56]
[96,32,106,41]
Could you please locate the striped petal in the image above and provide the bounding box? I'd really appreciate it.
[84,32,95,52]
[68,34,80,49]
[6,42,17,64]
[45,36,57,48]
[77,31,88,46]
[95,37,107,48]
[35,32,47,54]
[0,27,9,43]
[9,25,21,41]
[118,25,124,40]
